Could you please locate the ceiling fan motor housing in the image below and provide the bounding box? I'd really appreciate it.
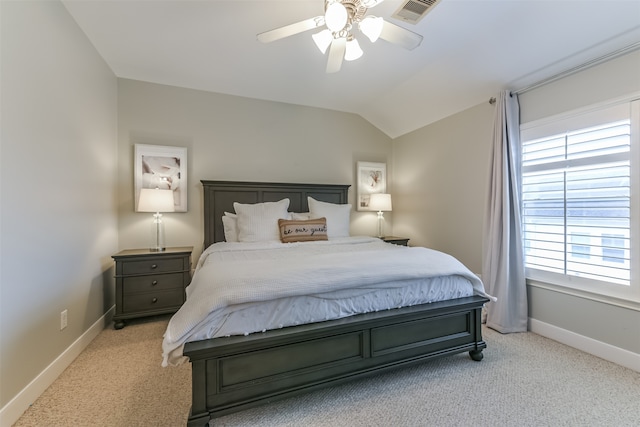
[326,0,369,32]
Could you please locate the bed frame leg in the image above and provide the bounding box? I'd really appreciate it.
[187,411,210,427]
[469,349,484,361]
[188,359,210,426]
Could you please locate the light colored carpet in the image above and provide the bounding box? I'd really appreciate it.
[14,315,640,427]
[13,316,191,427]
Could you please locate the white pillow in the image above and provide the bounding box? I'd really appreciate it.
[307,197,351,238]
[291,212,311,220]
[234,199,291,242]
[222,212,238,242]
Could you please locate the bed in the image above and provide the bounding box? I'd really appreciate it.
[166,180,490,426]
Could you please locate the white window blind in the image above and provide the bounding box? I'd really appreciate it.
[521,102,637,297]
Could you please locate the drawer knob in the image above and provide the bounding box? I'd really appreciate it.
[151,264,158,269]
[151,280,158,286]
[151,297,158,303]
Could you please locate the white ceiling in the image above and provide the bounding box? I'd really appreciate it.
[62,0,640,138]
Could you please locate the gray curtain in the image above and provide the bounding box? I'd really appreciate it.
[482,90,528,333]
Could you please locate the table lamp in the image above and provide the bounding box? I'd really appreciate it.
[137,188,175,251]
[369,193,392,238]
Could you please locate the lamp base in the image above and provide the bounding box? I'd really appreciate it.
[151,213,166,252]
[376,211,385,238]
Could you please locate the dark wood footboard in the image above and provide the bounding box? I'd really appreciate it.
[184,295,488,426]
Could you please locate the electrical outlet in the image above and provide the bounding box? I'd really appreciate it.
[60,309,68,330]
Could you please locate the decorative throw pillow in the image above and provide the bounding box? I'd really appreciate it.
[278,218,328,243]
[234,198,290,242]
[222,212,238,242]
[307,197,351,238]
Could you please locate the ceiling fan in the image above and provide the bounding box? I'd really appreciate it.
[257,0,423,73]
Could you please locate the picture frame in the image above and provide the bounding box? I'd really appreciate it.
[356,161,386,211]
[134,144,188,212]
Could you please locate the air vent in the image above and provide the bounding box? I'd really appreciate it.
[391,0,442,24]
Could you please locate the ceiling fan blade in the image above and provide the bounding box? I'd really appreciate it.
[257,17,324,43]
[326,37,346,73]
[379,20,423,50]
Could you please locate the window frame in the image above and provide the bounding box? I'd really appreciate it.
[520,96,640,304]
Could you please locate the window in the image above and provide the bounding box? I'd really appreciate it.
[570,233,591,260]
[602,234,626,264]
[521,100,639,301]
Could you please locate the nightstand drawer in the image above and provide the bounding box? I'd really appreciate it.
[122,273,184,295]
[122,257,185,275]
[123,289,184,313]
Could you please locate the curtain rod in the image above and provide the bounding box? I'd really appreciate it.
[489,41,640,104]
[512,41,640,96]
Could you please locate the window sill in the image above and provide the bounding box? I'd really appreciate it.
[526,278,640,312]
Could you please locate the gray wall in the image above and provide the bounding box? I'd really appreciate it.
[117,79,393,262]
[0,0,118,409]
[391,102,495,274]
[392,49,640,355]
[519,50,640,123]
[520,50,640,354]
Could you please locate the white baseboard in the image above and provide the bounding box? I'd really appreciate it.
[0,306,115,426]
[529,318,640,373]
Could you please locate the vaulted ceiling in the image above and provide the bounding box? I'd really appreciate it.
[62,0,640,138]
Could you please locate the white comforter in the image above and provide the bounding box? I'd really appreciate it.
[162,237,492,366]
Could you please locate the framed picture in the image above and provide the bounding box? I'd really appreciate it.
[356,161,386,211]
[134,144,188,212]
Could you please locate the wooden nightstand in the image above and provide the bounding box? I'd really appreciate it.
[112,246,192,329]
[380,236,410,246]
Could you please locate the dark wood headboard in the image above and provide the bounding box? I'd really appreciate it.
[202,180,351,248]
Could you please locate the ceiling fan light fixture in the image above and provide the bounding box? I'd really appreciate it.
[359,16,384,42]
[344,37,363,61]
[312,29,334,54]
[256,0,425,73]
[325,2,348,32]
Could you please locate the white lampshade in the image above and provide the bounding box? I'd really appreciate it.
[345,38,363,61]
[369,193,392,211]
[138,188,175,251]
[312,29,333,54]
[359,16,384,43]
[325,2,348,32]
[138,188,175,213]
